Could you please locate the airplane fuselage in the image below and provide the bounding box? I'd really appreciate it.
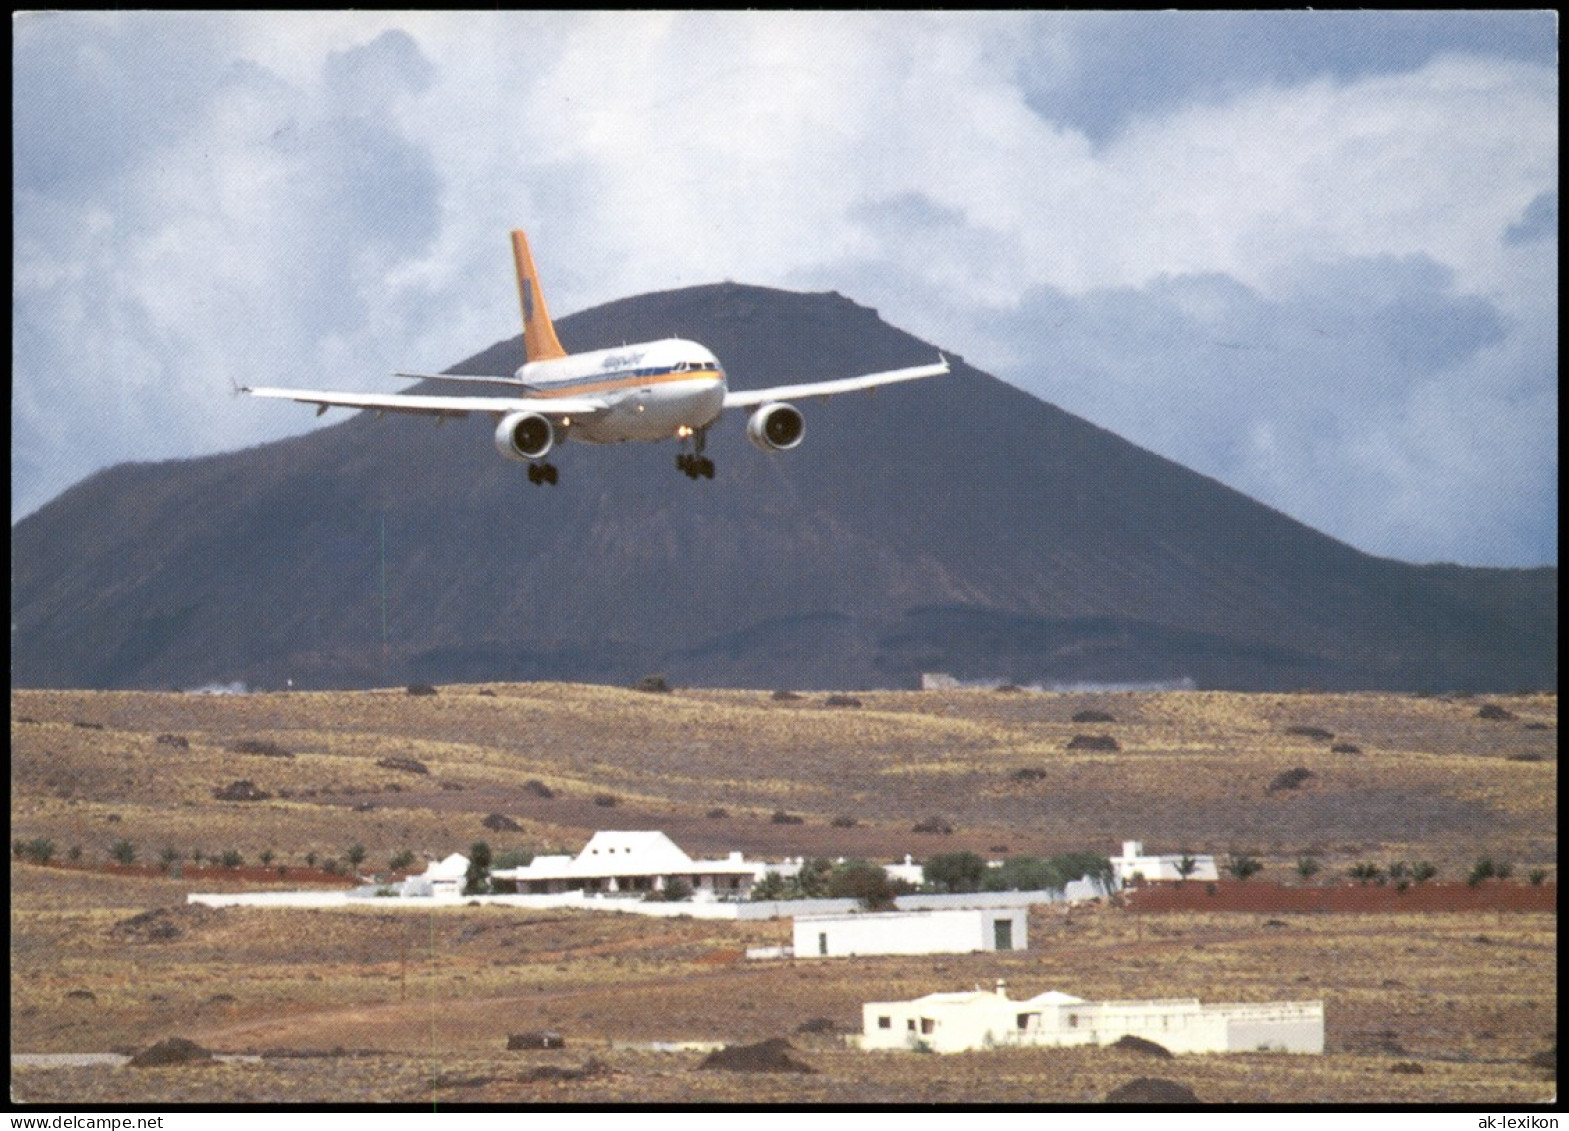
[518,337,726,444]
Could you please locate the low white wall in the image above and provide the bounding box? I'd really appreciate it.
[188,880,1111,919]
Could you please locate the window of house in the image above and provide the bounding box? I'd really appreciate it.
[920,1018,935,1035]
[878,1016,892,1030]
[1068,1014,1078,1028]
[907,1019,916,1032]
[1017,1013,1037,1031]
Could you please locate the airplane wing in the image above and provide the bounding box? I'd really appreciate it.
[242,386,608,418]
[394,371,533,389]
[721,357,949,410]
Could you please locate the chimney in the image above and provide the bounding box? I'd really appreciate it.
[995,979,1008,999]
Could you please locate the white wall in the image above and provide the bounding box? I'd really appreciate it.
[796,909,1026,957]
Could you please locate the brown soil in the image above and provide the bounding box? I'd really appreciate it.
[1124,880,1555,913]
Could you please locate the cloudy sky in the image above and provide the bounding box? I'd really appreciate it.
[13,12,1558,566]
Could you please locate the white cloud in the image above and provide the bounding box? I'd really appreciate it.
[11,12,1558,566]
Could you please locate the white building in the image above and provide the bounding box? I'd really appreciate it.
[860,983,1323,1055]
[795,908,1026,958]
[489,831,761,899]
[1110,840,1219,883]
[399,852,469,898]
[767,855,925,887]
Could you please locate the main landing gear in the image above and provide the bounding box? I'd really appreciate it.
[676,452,715,479]
[676,428,715,479]
[526,462,558,485]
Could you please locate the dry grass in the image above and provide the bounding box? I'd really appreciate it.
[9,684,1557,1104]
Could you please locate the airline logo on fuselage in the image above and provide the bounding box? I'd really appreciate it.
[602,352,645,370]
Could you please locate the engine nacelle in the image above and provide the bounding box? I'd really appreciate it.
[746,401,805,452]
[494,411,555,462]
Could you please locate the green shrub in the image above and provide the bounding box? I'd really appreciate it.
[464,842,492,896]
[925,852,987,893]
[1226,854,1264,881]
[110,840,136,866]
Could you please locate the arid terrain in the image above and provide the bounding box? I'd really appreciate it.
[10,683,1557,1104]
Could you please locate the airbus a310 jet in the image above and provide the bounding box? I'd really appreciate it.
[244,229,949,484]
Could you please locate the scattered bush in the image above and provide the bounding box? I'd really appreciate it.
[1348,862,1382,885]
[483,812,522,831]
[1412,861,1438,884]
[388,849,416,872]
[824,695,862,708]
[1331,743,1361,754]
[405,684,438,696]
[155,734,190,750]
[1284,726,1334,741]
[829,815,859,828]
[1467,857,1503,886]
[912,816,954,835]
[1066,734,1119,751]
[1010,768,1047,782]
[231,739,293,758]
[1267,767,1316,793]
[1111,1034,1173,1059]
[110,840,136,866]
[634,674,671,694]
[1477,703,1515,721]
[1529,868,1548,886]
[1105,1078,1198,1104]
[1072,709,1117,724]
[128,1038,214,1069]
[219,850,243,870]
[1507,752,1544,762]
[16,838,56,864]
[770,809,804,825]
[705,807,729,819]
[376,756,429,775]
[1225,854,1263,881]
[771,690,803,702]
[1296,856,1321,880]
[523,779,555,798]
[592,795,619,809]
[213,781,270,802]
[344,844,367,868]
[698,1038,816,1074]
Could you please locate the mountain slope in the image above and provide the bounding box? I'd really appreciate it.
[11,284,1556,691]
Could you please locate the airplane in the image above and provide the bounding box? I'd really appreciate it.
[243,229,949,484]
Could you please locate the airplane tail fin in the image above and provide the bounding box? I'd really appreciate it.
[511,229,569,363]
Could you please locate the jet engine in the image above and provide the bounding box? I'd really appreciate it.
[746,402,805,452]
[494,411,555,461]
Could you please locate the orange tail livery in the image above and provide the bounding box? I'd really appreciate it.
[511,229,568,362]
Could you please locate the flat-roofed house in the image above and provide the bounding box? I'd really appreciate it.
[795,908,1026,957]
[1110,840,1220,883]
[860,983,1323,1055]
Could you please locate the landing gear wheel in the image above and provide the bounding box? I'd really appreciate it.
[676,452,715,480]
[527,462,558,485]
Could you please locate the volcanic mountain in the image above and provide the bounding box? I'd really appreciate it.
[10,284,1556,692]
